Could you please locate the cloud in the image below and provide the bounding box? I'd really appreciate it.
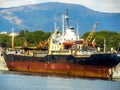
[0,0,38,8]
[0,0,120,13]
[56,0,120,13]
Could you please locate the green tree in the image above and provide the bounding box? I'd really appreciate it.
[15,30,51,47]
[82,30,120,51]
[19,30,29,37]
[0,34,11,48]
[15,37,25,46]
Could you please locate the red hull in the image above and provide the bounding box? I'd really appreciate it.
[6,61,111,78]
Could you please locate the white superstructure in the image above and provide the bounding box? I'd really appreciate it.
[48,11,84,55]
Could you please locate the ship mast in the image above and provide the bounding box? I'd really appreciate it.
[76,23,79,40]
[65,9,69,29]
[62,14,65,36]
[117,42,120,53]
[103,39,106,53]
[54,15,57,32]
[11,28,14,50]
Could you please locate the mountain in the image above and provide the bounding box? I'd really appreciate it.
[0,2,120,34]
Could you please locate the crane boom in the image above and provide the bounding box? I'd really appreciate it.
[84,21,98,46]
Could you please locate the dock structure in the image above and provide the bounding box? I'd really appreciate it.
[112,63,120,79]
[0,50,8,70]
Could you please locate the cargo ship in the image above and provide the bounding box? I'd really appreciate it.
[2,11,120,79]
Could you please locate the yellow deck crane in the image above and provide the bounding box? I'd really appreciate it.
[74,21,98,56]
[37,29,59,50]
[38,40,48,49]
[23,41,28,48]
[83,21,98,47]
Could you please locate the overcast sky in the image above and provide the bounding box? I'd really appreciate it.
[0,0,120,13]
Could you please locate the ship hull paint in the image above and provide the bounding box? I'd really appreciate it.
[3,52,120,79]
[6,61,111,78]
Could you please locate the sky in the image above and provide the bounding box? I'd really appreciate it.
[0,0,120,13]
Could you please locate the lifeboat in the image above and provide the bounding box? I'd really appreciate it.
[63,40,73,46]
[75,40,84,44]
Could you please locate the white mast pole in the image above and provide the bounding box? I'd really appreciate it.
[104,39,106,53]
[54,15,57,32]
[76,23,79,40]
[65,9,69,29]
[12,28,14,50]
[117,42,120,53]
[62,14,65,36]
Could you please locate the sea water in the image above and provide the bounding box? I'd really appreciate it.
[0,71,120,90]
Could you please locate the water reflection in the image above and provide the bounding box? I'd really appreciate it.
[0,70,120,90]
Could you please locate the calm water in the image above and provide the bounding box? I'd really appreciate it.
[0,71,120,90]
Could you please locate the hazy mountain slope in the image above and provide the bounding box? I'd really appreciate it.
[0,2,120,33]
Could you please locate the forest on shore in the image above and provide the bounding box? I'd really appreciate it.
[0,30,120,51]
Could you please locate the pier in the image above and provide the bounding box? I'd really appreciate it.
[0,50,8,70]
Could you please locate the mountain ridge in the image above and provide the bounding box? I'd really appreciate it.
[0,2,120,34]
